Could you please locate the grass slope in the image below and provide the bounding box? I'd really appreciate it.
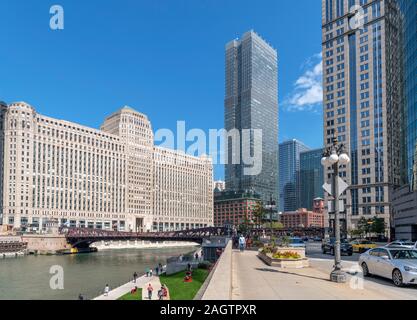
[159,269,209,300]
[117,289,142,300]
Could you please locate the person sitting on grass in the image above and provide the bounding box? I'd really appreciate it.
[162,285,168,299]
[184,270,193,282]
[157,287,164,300]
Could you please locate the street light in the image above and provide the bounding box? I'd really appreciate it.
[322,137,350,283]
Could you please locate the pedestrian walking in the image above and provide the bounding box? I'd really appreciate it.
[195,252,199,260]
[147,283,153,300]
[104,284,110,296]
[133,272,138,283]
[159,263,163,273]
[155,265,159,276]
[149,268,153,277]
[145,267,150,277]
[239,235,246,252]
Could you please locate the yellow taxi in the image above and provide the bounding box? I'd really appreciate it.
[350,239,378,253]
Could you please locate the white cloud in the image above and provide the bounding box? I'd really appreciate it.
[283,53,323,112]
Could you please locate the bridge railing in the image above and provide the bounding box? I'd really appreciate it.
[63,226,229,239]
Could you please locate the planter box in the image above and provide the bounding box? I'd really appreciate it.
[258,250,309,269]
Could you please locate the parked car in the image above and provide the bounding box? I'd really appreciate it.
[302,237,309,242]
[385,240,416,249]
[288,237,306,248]
[313,236,322,242]
[322,238,353,256]
[359,247,417,287]
[350,239,378,253]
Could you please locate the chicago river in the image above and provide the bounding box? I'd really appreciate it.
[0,246,196,300]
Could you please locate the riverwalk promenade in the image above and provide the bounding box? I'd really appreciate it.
[94,273,162,300]
[230,250,417,300]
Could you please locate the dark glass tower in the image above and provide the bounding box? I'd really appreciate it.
[279,139,310,212]
[398,0,417,189]
[224,30,278,204]
[392,0,417,241]
[300,148,325,210]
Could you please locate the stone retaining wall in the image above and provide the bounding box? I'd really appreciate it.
[201,240,232,300]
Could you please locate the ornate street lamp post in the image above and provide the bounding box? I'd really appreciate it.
[321,137,350,283]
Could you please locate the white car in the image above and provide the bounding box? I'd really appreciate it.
[359,247,417,287]
[385,240,416,249]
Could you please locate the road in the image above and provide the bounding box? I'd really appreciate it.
[306,241,360,262]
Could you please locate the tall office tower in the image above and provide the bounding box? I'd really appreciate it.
[392,0,417,241]
[224,30,279,205]
[397,0,417,188]
[279,139,310,212]
[322,0,403,234]
[0,102,7,225]
[300,148,325,210]
[101,107,154,231]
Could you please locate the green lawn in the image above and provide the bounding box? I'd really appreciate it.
[117,289,142,300]
[159,269,209,300]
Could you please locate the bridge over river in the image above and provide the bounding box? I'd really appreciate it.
[63,227,229,248]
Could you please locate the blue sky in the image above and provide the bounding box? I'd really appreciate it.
[0,0,323,180]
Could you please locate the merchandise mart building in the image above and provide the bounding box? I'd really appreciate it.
[0,102,213,232]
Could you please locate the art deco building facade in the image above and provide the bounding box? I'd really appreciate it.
[153,147,213,231]
[225,30,279,205]
[322,0,403,233]
[0,102,213,232]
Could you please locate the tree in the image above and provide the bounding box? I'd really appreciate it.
[252,202,264,229]
[370,217,386,235]
[263,222,284,230]
[238,216,250,235]
[357,217,371,237]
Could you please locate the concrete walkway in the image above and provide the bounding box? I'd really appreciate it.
[232,250,417,300]
[142,276,162,300]
[94,275,155,300]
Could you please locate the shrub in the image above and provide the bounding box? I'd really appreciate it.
[272,251,301,260]
[252,240,264,248]
[198,261,212,270]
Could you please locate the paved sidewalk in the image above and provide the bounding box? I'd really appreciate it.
[232,250,417,300]
[94,275,154,300]
[142,276,162,300]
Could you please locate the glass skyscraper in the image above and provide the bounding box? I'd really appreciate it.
[392,0,417,241]
[398,0,417,189]
[224,30,279,205]
[279,139,310,212]
[300,148,325,210]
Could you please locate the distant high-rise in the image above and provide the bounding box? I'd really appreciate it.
[322,0,403,234]
[300,148,325,210]
[224,30,279,204]
[279,139,310,212]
